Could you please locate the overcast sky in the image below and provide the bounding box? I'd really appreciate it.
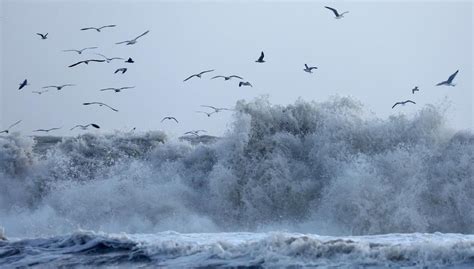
[1,0,472,137]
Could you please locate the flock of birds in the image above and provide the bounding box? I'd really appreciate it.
[1,5,461,136]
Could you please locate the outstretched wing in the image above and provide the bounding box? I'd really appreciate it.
[8,120,22,129]
[325,6,340,16]
[68,61,84,68]
[436,81,447,86]
[115,40,130,45]
[211,76,225,79]
[80,27,97,31]
[200,69,215,75]
[406,100,416,105]
[257,51,264,61]
[183,74,196,82]
[201,105,218,110]
[447,70,459,83]
[134,30,150,40]
[229,75,243,79]
[392,102,400,109]
[99,25,116,29]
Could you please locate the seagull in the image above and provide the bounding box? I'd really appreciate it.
[392,100,416,109]
[32,90,49,95]
[183,69,215,82]
[412,86,420,94]
[114,68,127,74]
[116,30,150,45]
[83,102,118,112]
[200,105,232,113]
[80,25,116,32]
[33,127,61,133]
[325,6,349,19]
[43,84,75,90]
[95,53,124,63]
[255,51,265,63]
[303,64,318,73]
[19,79,29,90]
[196,111,216,117]
[436,70,459,87]
[161,117,179,123]
[100,86,135,92]
[68,59,105,68]
[211,75,243,81]
[239,81,253,87]
[0,120,22,134]
[184,130,207,136]
[125,57,134,63]
[62,47,98,54]
[70,123,100,131]
[36,33,48,39]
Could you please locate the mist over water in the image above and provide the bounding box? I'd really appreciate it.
[0,97,473,237]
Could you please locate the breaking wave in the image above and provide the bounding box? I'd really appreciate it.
[0,96,473,237]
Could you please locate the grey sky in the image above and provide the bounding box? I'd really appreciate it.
[1,0,472,137]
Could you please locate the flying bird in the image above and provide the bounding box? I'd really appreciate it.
[125,57,134,63]
[36,33,48,39]
[184,130,207,136]
[239,81,253,87]
[70,123,100,131]
[19,79,29,90]
[95,53,124,63]
[412,86,420,94]
[255,51,265,63]
[325,6,349,19]
[303,64,318,73]
[80,25,116,32]
[32,90,49,95]
[183,69,215,82]
[436,70,459,87]
[43,84,75,90]
[100,86,135,92]
[200,105,232,113]
[0,120,22,134]
[33,127,61,133]
[68,59,105,68]
[196,111,216,117]
[62,47,98,54]
[116,30,150,45]
[114,68,127,74]
[83,102,118,112]
[161,117,179,123]
[392,100,416,109]
[211,75,243,81]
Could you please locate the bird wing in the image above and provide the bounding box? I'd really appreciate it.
[42,86,57,89]
[115,40,130,44]
[120,86,135,90]
[70,125,82,130]
[201,105,218,110]
[134,30,150,40]
[84,47,98,50]
[36,33,45,37]
[200,69,215,75]
[62,84,75,87]
[100,88,116,91]
[325,6,339,16]
[392,102,401,109]
[8,120,22,129]
[447,70,459,83]
[258,51,264,61]
[436,81,447,86]
[211,76,225,79]
[68,61,84,68]
[103,104,118,112]
[80,27,96,31]
[229,75,243,79]
[88,59,105,63]
[183,74,197,82]
[62,49,79,53]
[406,100,416,105]
[305,64,309,69]
[99,25,116,29]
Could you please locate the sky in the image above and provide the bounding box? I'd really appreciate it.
[0,0,472,137]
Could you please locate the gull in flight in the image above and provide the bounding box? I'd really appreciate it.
[96,53,124,63]
[68,59,105,68]
[184,130,207,136]
[325,6,349,19]
[436,70,459,87]
[37,33,48,39]
[33,127,61,133]
[33,90,49,95]
[63,47,98,54]
[211,75,243,81]
[200,105,232,113]
[43,84,75,91]
[83,102,118,112]
[114,68,127,74]
[116,30,150,45]
[255,51,265,63]
[412,86,420,94]
[70,123,100,131]
[303,64,318,73]
[0,120,22,134]
[392,100,416,109]
[19,79,29,90]
[196,111,216,117]
[239,81,253,87]
[100,86,135,93]
[161,117,179,123]
[80,25,116,32]
[183,69,215,82]
[125,57,134,63]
